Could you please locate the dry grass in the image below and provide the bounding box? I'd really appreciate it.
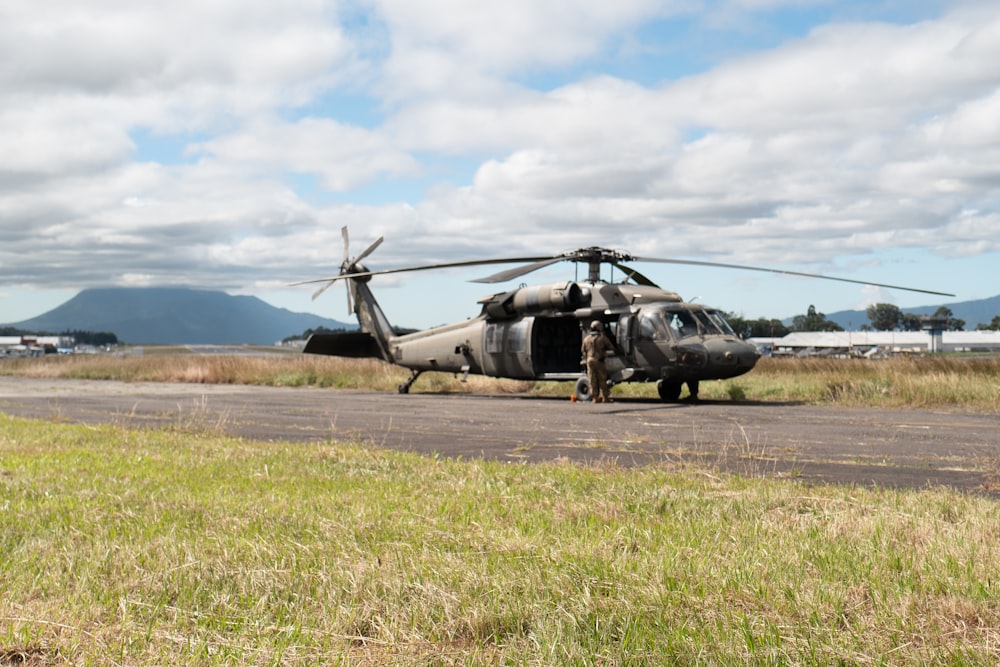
[0,352,538,395]
[707,356,1000,411]
[2,350,999,411]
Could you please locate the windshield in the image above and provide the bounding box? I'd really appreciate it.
[639,308,701,340]
[695,310,732,335]
[638,305,736,339]
[705,310,737,336]
[638,311,671,340]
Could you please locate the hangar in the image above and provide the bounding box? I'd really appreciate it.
[750,330,1000,357]
[0,335,75,357]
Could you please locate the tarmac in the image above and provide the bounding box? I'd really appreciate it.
[1,376,997,496]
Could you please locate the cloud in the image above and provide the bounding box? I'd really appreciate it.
[0,0,997,324]
[374,0,672,75]
[0,105,134,179]
[0,1,351,91]
[191,118,421,191]
[0,0,354,146]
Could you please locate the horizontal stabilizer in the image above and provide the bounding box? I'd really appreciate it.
[303,332,383,358]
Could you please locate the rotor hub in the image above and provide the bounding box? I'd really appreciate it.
[559,247,635,283]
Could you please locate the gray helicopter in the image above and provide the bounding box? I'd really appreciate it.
[294,228,954,401]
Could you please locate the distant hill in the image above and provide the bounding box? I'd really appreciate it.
[802,294,1000,330]
[4,287,354,345]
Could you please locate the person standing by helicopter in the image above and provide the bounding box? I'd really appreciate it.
[582,320,614,403]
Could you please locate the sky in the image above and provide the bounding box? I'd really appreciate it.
[2,0,999,331]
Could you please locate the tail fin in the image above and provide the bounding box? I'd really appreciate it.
[347,278,395,363]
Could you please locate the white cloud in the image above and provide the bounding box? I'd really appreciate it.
[374,0,672,74]
[0,0,355,167]
[192,118,421,191]
[1,1,998,327]
[0,1,351,92]
[670,8,1000,132]
[0,104,134,178]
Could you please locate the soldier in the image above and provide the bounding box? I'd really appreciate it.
[581,320,614,403]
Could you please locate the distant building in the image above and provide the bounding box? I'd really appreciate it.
[0,335,75,357]
[750,330,1000,357]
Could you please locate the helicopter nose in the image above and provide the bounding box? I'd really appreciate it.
[704,338,760,370]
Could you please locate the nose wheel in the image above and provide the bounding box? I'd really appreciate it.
[656,379,682,402]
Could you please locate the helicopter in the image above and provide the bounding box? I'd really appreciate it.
[293,227,955,402]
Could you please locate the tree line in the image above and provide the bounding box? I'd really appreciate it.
[726,304,1000,338]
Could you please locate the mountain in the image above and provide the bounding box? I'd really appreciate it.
[804,294,1000,330]
[4,287,354,345]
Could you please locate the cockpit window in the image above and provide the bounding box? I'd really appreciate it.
[670,311,701,338]
[705,310,736,336]
[639,305,739,339]
[638,311,672,341]
[639,307,703,339]
[639,305,738,339]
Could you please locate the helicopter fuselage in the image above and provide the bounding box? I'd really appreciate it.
[372,280,760,397]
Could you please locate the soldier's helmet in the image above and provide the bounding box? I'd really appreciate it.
[590,320,602,331]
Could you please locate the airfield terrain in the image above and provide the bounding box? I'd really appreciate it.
[1,376,996,495]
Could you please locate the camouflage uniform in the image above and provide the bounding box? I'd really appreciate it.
[581,321,614,402]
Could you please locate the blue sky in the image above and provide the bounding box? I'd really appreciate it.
[2,0,998,332]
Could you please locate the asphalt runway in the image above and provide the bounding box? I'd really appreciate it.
[1,377,997,495]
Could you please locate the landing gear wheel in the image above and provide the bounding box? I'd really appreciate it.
[575,376,592,402]
[656,379,682,402]
[398,370,422,394]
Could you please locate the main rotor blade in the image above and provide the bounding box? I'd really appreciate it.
[291,255,556,289]
[469,258,564,284]
[611,262,658,287]
[341,226,350,264]
[632,256,955,297]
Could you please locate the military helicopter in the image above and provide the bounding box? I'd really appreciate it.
[293,228,954,402]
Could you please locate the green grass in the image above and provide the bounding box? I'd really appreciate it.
[2,413,999,665]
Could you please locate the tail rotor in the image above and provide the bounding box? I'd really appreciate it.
[311,226,384,312]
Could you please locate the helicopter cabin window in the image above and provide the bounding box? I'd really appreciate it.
[507,320,528,353]
[485,324,502,354]
[617,315,633,352]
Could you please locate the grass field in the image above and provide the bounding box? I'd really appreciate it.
[2,352,999,412]
[2,413,1000,665]
[2,352,999,664]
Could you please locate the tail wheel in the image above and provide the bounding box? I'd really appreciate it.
[657,379,682,402]
[575,376,592,402]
